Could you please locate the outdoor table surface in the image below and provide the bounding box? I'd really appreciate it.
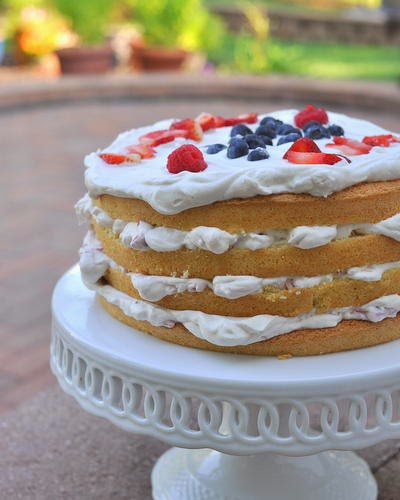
[1,77,400,498]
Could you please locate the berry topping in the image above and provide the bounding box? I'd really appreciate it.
[328,124,345,137]
[206,143,226,154]
[362,134,400,147]
[230,123,253,137]
[166,145,207,174]
[277,124,302,136]
[247,148,269,161]
[99,153,141,165]
[260,116,283,130]
[277,133,302,146]
[285,151,349,165]
[227,139,249,159]
[243,134,267,149]
[283,138,321,158]
[304,124,330,140]
[195,112,216,131]
[126,143,155,158]
[255,125,276,139]
[294,105,329,128]
[170,118,203,141]
[326,136,372,156]
[139,129,188,147]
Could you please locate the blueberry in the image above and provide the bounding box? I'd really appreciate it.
[247,148,269,161]
[227,139,249,159]
[206,143,226,154]
[328,124,344,136]
[277,133,302,146]
[230,124,253,137]
[260,116,282,130]
[302,120,323,131]
[304,124,330,140]
[255,125,276,139]
[243,134,267,149]
[277,124,302,136]
[259,135,273,146]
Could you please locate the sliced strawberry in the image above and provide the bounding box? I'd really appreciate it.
[362,134,400,147]
[99,153,141,165]
[326,136,372,156]
[126,143,155,158]
[170,118,203,141]
[213,115,227,128]
[285,151,348,165]
[139,129,188,147]
[294,105,329,128]
[283,138,321,159]
[195,112,216,131]
[223,112,258,126]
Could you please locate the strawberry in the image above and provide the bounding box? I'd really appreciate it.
[362,134,400,147]
[170,118,203,141]
[99,153,141,165]
[222,112,258,126]
[195,112,216,131]
[213,115,227,127]
[139,129,188,147]
[283,138,321,159]
[326,136,372,156]
[126,143,155,158]
[285,151,349,165]
[294,105,329,128]
[166,144,207,174]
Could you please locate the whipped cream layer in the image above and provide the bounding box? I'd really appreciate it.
[80,231,400,301]
[84,110,400,215]
[88,277,400,346]
[76,194,400,253]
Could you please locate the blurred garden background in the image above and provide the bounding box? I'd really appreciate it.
[0,0,398,80]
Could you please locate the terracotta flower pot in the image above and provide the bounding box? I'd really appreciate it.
[131,45,188,72]
[56,45,114,75]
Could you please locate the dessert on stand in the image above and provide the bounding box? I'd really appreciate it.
[51,106,400,498]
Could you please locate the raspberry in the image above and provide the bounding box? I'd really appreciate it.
[166,145,207,174]
[294,105,329,128]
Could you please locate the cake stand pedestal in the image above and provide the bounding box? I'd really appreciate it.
[51,266,400,499]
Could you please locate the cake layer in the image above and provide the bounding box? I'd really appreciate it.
[95,179,400,232]
[99,296,400,356]
[93,222,400,279]
[103,264,400,317]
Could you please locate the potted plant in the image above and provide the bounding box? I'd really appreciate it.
[51,0,115,74]
[128,0,225,71]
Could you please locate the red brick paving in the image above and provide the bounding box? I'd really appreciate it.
[0,87,399,416]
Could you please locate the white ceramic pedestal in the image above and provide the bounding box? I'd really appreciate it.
[51,267,400,499]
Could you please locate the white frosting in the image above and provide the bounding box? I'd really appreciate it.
[79,231,400,300]
[88,278,400,346]
[84,110,400,215]
[75,195,400,253]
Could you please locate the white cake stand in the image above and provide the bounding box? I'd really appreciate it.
[50,266,400,499]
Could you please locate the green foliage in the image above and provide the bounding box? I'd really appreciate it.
[49,0,113,44]
[128,0,226,51]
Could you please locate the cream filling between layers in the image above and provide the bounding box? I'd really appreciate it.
[80,230,400,301]
[88,278,400,346]
[76,194,400,253]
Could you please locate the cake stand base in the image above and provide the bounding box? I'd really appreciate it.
[152,448,377,500]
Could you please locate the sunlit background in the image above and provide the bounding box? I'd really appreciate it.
[0,0,398,80]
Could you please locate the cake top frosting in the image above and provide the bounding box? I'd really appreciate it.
[84,108,400,215]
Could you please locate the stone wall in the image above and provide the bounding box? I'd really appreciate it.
[213,6,400,46]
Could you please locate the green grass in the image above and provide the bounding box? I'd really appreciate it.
[208,35,400,80]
